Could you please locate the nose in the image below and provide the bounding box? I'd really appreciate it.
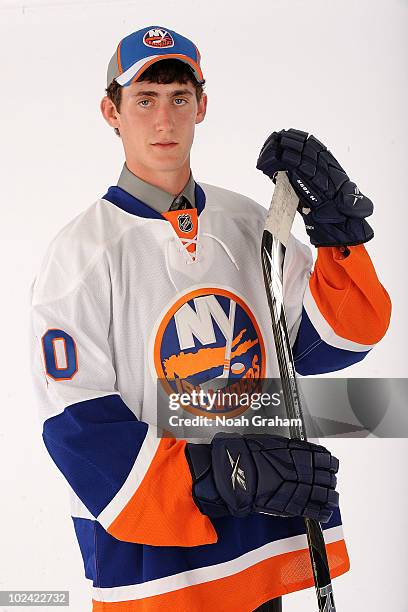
[154,102,175,133]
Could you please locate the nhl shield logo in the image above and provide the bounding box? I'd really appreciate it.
[143,28,174,48]
[178,213,193,233]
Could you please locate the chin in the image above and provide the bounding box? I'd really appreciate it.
[149,156,187,172]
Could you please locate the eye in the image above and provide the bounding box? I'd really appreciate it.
[138,99,151,107]
[174,98,187,105]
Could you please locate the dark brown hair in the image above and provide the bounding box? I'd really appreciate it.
[105,59,206,137]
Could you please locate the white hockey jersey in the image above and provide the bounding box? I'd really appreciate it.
[30,180,390,610]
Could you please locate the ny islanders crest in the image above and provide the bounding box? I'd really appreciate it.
[152,286,266,417]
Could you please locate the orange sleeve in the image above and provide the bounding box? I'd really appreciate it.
[106,437,218,547]
[309,244,392,345]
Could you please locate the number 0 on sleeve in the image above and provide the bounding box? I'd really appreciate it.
[42,329,78,380]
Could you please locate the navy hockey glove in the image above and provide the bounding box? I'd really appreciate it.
[256,128,374,247]
[185,433,339,523]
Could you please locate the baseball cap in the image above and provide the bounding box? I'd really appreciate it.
[107,26,204,88]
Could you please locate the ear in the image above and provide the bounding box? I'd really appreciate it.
[100,96,120,130]
[195,92,207,125]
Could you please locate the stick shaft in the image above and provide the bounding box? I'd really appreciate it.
[261,225,336,612]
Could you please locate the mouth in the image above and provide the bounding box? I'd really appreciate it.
[151,142,178,149]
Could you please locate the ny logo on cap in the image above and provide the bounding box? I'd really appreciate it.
[143,29,174,48]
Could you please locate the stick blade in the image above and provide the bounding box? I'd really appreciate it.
[264,172,299,247]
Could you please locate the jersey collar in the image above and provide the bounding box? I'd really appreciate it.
[115,163,196,213]
[101,181,206,220]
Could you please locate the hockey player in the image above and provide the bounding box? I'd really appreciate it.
[30,25,391,612]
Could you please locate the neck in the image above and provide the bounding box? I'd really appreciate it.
[125,159,191,196]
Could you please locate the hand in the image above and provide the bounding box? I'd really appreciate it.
[256,128,374,247]
[185,433,339,522]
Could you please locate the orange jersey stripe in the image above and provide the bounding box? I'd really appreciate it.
[309,245,391,345]
[107,436,217,547]
[92,539,349,611]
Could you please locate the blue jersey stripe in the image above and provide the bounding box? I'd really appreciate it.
[293,308,369,375]
[73,507,343,588]
[43,395,148,517]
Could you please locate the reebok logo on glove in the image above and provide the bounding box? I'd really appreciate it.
[226,448,247,491]
[296,178,318,203]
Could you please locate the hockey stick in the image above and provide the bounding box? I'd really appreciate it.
[221,299,236,379]
[261,172,336,612]
[200,299,236,395]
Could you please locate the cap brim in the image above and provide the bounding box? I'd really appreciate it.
[115,53,204,87]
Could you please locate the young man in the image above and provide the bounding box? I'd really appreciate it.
[30,26,391,612]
